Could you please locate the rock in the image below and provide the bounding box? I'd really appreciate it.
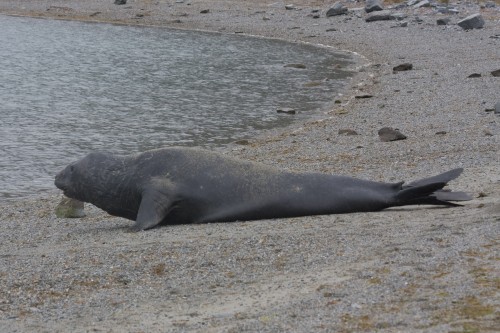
[285,4,296,10]
[468,73,482,78]
[495,102,500,115]
[200,9,210,14]
[277,108,296,114]
[436,18,450,25]
[413,0,430,9]
[391,21,408,28]
[326,2,348,17]
[338,129,359,135]
[457,14,485,30]
[55,196,85,218]
[406,0,420,6]
[284,63,306,69]
[114,0,127,4]
[378,127,407,142]
[393,63,413,72]
[491,69,500,77]
[355,94,374,99]
[365,10,396,22]
[234,139,250,145]
[436,6,459,14]
[365,0,384,13]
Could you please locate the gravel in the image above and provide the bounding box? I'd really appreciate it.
[0,1,499,332]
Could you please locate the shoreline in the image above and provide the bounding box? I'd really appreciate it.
[0,1,499,332]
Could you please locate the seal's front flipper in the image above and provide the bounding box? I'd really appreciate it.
[130,184,175,232]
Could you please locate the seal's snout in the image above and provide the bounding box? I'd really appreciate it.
[54,168,68,191]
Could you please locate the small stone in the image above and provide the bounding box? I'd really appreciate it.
[234,139,250,145]
[491,69,500,77]
[114,0,127,5]
[277,108,296,114]
[413,0,430,9]
[457,14,485,30]
[468,73,482,78]
[55,196,85,218]
[355,94,374,99]
[393,63,413,72]
[495,102,500,115]
[365,0,384,13]
[284,63,306,69]
[378,127,407,142]
[436,18,450,25]
[435,131,447,135]
[285,4,296,10]
[365,10,396,22]
[483,129,493,136]
[200,9,210,14]
[326,2,348,17]
[338,129,359,136]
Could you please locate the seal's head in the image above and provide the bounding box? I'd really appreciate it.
[55,152,114,202]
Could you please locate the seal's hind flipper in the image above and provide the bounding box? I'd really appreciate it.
[393,168,472,207]
[404,168,464,188]
[130,183,175,232]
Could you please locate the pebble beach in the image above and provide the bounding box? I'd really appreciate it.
[0,0,499,332]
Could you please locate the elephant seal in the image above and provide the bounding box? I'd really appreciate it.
[54,147,471,231]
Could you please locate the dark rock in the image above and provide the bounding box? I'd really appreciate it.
[436,17,451,25]
[114,0,127,4]
[234,139,250,145]
[393,63,413,72]
[378,127,407,142]
[365,0,384,13]
[284,63,306,69]
[495,102,500,115]
[365,10,396,22]
[457,14,485,30]
[355,94,374,99]
[285,4,296,10]
[200,9,210,14]
[391,21,408,28]
[491,69,500,77]
[277,108,296,114]
[338,129,359,136]
[326,2,348,17]
[435,131,447,135]
[326,28,338,32]
[468,73,482,78]
[413,16,424,23]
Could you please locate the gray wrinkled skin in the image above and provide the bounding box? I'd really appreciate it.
[55,147,469,231]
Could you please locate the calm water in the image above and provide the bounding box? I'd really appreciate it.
[0,15,354,199]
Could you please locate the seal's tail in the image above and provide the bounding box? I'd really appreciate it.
[394,168,472,207]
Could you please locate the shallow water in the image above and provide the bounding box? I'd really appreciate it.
[0,15,354,199]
